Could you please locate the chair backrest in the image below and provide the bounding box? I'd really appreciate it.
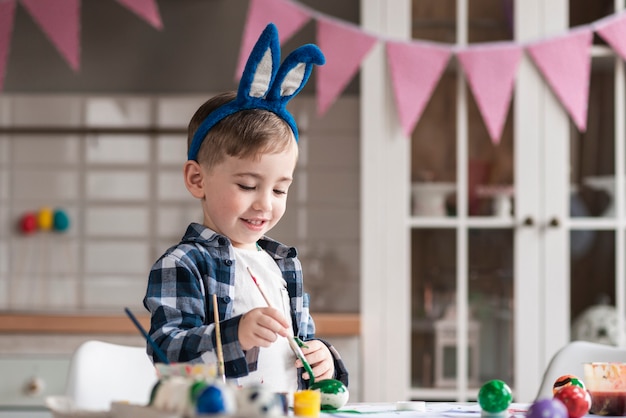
[536,340,626,400]
[65,340,158,411]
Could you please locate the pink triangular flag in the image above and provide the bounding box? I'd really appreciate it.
[114,0,162,30]
[20,0,80,71]
[386,40,451,137]
[595,12,626,62]
[236,0,312,79]
[457,42,522,144]
[0,0,16,91]
[317,17,378,116]
[527,27,593,132]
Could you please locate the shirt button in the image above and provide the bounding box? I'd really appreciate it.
[224,259,233,266]
[222,296,231,303]
[218,237,226,245]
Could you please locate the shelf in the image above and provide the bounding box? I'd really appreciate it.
[0,312,360,337]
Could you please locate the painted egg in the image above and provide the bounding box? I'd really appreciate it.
[19,212,37,234]
[196,384,231,414]
[53,209,70,232]
[553,385,591,418]
[553,374,585,395]
[477,379,513,413]
[526,398,569,418]
[309,379,349,410]
[37,207,53,231]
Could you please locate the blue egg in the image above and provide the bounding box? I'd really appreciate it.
[197,385,227,414]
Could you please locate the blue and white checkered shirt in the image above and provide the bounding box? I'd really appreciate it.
[143,223,348,388]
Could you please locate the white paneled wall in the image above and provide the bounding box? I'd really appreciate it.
[0,94,360,314]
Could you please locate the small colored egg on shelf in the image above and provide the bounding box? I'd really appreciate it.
[552,385,591,418]
[37,207,53,231]
[309,379,349,410]
[19,212,37,234]
[553,374,585,395]
[477,379,513,414]
[53,209,70,232]
[526,398,569,418]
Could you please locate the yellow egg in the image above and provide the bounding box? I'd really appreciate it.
[37,207,54,230]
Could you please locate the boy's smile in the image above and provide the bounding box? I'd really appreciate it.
[196,143,297,250]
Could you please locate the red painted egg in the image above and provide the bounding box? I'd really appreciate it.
[19,213,37,234]
[553,385,591,418]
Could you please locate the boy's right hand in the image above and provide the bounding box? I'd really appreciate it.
[238,307,290,351]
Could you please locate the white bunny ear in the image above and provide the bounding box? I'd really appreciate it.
[268,44,326,104]
[238,23,281,101]
[280,62,307,97]
[249,48,275,98]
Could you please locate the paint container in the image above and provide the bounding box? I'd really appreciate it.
[293,390,321,417]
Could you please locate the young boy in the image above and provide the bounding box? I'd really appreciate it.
[143,24,348,394]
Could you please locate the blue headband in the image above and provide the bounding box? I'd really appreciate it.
[188,23,325,161]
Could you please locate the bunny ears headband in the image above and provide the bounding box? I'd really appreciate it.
[187,23,326,161]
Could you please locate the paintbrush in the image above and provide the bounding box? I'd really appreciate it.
[246,266,315,384]
[124,307,170,364]
[212,293,226,382]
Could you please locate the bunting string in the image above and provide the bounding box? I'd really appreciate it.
[2,0,626,145]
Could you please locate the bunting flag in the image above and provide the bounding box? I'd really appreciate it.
[594,12,626,62]
[457,42,522,144]
[20,0,81,71]
[0,0,16,91]
[114,0,162,30]
[386,40,451,137]
[316,17,378,116]
[235,0,312,79]
[527,28,593,132]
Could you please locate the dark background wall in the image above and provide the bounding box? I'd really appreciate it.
[3,0,360,95]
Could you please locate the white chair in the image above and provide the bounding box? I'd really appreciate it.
[63,340,158,411]
[536,340,626,400]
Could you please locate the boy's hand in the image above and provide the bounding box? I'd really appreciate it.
[238,307,289,351]
[296,340,335,381]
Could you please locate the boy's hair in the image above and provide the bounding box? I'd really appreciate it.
[187,91,296,170]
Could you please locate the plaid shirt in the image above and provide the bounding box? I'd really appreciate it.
[143,223,348,388]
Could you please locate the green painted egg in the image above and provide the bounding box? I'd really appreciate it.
[309,379,349,410]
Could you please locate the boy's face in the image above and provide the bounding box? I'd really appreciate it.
[198,142,298,250]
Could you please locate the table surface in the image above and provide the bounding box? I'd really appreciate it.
[327,403,529,417]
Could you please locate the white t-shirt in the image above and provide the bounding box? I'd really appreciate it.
[231,246,298,394]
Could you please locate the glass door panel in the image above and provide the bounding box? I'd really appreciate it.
[468,229,514,387]
[570,230,617,343]
[411,73,457,218]
[411,228,457,388]
[467,93,514,218]
[570,61,616,219]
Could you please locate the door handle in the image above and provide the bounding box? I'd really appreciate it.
[522,216,534,226]
[548,217,560,227]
